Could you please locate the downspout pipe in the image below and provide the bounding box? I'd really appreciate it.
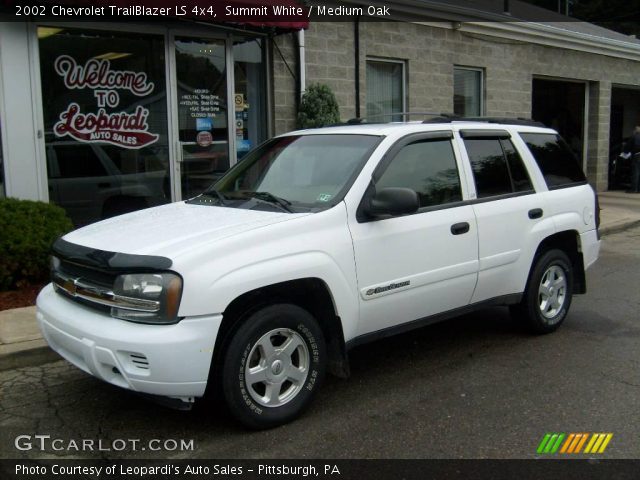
[354,19,360,118]
[298,29,306,99]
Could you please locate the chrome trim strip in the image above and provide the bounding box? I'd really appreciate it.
[52,271,160,313]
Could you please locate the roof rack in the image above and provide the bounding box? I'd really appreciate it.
[331,114,546,128]
[345,111,444,125]
[422,115,546,127]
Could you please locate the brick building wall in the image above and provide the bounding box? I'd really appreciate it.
[272,21,640,190]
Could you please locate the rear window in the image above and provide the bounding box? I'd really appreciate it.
[519,133,586,188]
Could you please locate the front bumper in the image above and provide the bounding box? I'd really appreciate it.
[36,284,221,399]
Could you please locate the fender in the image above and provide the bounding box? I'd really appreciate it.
[179,252,360,342]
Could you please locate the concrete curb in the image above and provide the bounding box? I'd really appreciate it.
[599,219,640,237]
[0,342,60,371]
[1,218,640,372]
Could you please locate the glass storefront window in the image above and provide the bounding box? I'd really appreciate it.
[38,27,169,227]
[234,38,267,160]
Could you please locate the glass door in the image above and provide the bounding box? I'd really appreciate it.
[174,37,229,200]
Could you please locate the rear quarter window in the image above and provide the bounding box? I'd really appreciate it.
[519,133,586,189]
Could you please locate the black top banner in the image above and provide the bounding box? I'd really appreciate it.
[1,0,638,24]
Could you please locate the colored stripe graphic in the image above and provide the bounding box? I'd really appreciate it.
[537,434,551,454]
[538,433,613,454]
[537,433,565,454]
[584,433,613,454]
[574,433,589,453]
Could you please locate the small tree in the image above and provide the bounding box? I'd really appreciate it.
[296,83,340,129]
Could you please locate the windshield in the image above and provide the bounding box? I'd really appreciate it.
[190,134,380,212]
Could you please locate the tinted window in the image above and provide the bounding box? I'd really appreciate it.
[53,145,108,178]
[502,139,533,192]
[376,139,462,207]
[520,133,586,188]
[464,139,512,198]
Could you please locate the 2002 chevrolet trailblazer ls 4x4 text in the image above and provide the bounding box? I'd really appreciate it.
[37,118,600,428]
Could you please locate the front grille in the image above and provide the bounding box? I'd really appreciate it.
[52,258,115,313]
[49,238,168,316]
[51,270,111,314]
[58,258,117,288]
[51,257,160,315]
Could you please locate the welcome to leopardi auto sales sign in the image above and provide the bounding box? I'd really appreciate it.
[53,55,159,149]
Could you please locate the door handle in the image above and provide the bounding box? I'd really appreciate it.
[451,222,470,235]
[528,208,543,219]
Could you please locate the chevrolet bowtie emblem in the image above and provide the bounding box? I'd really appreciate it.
[62,277,78,296]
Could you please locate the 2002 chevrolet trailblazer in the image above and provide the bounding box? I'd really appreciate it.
[37,119,600,428]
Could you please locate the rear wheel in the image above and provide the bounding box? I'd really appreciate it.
[511,249,574,334]
[221,304,326,429]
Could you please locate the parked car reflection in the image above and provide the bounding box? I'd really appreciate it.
[46,139,170,227]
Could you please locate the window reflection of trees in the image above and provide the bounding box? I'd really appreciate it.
[472,152,512,198]
[418,167,462,206]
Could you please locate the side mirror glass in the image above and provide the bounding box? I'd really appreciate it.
[367,187,419,217]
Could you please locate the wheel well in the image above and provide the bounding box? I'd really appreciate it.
[533,231,586,294]
[211,279,350,382]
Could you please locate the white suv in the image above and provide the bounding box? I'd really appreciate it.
[37,119,600,428]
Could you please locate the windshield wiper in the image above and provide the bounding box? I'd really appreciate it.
[249,191,294,213]
[193,189,227,206]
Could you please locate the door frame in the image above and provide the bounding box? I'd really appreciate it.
[168,30,236,202]
[532,75,589,172]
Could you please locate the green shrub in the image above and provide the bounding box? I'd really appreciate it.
[0,198,73,290]
[296,83,340,129]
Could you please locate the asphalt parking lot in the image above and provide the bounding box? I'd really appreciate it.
[1,226,639,460]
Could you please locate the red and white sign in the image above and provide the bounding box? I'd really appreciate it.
[196,131,213,148]
[54,55,154,96]
[52,55,158,149]
[54,103,159,149]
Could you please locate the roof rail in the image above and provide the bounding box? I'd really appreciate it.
[345,111,445,125]
[423,115,546,127]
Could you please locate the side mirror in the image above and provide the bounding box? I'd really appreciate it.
[367,187,419,217]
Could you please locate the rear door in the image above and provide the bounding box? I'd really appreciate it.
[457,129,553,302]
[348,132,479,337]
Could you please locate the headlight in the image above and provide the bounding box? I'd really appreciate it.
[111,272,183,324]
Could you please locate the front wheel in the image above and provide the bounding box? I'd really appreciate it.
[511,249,574,334]
[221,304,326,429]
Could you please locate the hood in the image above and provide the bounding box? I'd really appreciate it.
[62,202,308,259]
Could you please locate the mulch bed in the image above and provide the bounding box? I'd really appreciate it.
[0,283,45,311]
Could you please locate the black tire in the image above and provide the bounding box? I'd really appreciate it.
[221,304,326,429]
[511,249,574,334]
